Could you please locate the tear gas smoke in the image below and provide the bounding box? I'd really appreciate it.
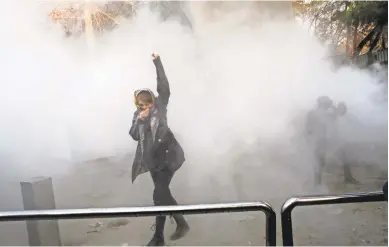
[0,1,387,200]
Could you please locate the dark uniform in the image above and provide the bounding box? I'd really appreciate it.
[332,102,360,184]
[306,97,359,186]
[305,96,334,186]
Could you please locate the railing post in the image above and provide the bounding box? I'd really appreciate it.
[281,198,296,246]
[265,204,277,246]
[20,177,62,246]
[281,192,386,246]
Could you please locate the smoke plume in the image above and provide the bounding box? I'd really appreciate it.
[0,0,387,199]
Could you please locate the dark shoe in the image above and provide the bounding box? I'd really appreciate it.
[147,216,166,246]
[170,223,190,241]
[146,236,165,246]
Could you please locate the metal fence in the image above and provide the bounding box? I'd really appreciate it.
[281,191,387,246]
[0,202,277,246]
[327,49,388,67]
[355,49,388,67]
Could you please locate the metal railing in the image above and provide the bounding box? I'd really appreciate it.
[281,191,386,246]
[0,202,277,246]
[327,49,388,67]
[355,49,388,66]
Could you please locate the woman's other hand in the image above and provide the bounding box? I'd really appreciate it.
[139,108,150,120]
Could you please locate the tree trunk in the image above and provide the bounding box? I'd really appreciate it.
[352,21,359,56]
[369,29,382,52]
[335,23,346,46]
[84,1,95,53]
[355,25,379,56]
[344,1,350,54]
[346,25,351,54]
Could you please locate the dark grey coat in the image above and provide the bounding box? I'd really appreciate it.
[129,57,185,183]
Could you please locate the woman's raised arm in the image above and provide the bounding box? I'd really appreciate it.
[152,54,170,106]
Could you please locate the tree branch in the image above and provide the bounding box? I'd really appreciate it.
[368,29,382,52]
[355,24,379,55]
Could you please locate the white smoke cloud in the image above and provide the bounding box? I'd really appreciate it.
[0,1,386,195]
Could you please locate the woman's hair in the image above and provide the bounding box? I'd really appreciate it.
[136,91,153,104]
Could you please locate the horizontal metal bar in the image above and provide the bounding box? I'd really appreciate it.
[0,201,277,246]
[281,191,386,246]
[0,202,268,221]
[283,191,385,210]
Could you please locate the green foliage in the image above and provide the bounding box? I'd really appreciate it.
[294,0,388,54]
[336,1,387,27]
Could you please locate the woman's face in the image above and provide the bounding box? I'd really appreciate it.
[137,100,152,111]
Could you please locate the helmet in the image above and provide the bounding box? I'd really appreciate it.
[316,96,333,109]
[336,101,347,115]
